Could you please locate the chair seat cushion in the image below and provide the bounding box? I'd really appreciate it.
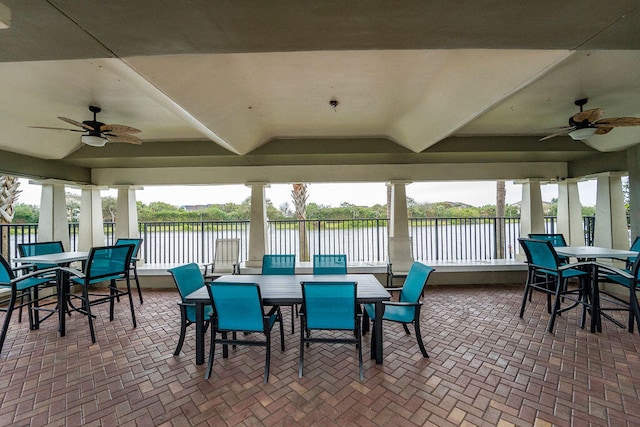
[538,267,587,278]
[364,303,415,324]
[13,276,51,291]
[185,304,213,323]
[605,273,638,289]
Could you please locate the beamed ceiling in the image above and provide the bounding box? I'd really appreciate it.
[0,1,639,187]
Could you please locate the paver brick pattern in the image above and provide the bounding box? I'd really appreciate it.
[1,284,639,426]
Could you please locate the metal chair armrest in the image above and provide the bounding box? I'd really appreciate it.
[382,300,422,307]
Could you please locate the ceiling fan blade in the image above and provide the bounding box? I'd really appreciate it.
[29,126,84,132]
[572,108,604,123]
[595,117,640,127]
[104,133,143,144]
[595,126,613,135]
[101,124,141,134]
[539,126,574,141]
[58,116,94,131]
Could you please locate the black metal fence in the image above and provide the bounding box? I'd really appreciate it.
[1,216,597,264]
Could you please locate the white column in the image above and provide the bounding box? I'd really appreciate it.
[518,179,545,239]
[115,186,140,239]
[628,145,640,241]
[37,182,70,250]
[557,179,584,246]
[245,182,269,268]
[78,186,105,251]
[387,180,413,271]
[594,173,628,249]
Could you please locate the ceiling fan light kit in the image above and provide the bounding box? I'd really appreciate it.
[568,127,597,140]
[81,135,108,147]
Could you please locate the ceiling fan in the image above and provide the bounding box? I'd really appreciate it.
[539,98,640,141]
[31,105,142,147]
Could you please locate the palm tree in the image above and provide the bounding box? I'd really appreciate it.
[0,175,20,257]
[292,183,310,261]
[496,180,506,258]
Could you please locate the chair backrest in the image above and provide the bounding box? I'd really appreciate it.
[518,238,562,271]
[313,254,347,275]
[399,262,435,303]
[85,244,134,282]
[262,254,295,275]
[115,238,143,258]
[0,254,16,283]
[168,263,206,301]
[301,281,357,330]
[208,282,265,332]
[528,233,567,247]
[212,238,240,273]
[630,236,640,252]
[18,241,65,269]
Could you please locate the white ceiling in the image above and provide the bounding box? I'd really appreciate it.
[0,1,639,185]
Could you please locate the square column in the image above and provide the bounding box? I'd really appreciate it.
[78,186,106,251]
[245,182,269,268]
[115,186,141,239]
[594,173,628,249]
[518,179,545,238]
[37,182,70,250]
[387,180,413,272]
[556,179,584,246]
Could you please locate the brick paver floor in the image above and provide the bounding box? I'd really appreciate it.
[1,284,639,426]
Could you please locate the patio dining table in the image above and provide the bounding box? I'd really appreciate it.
[555,245,638,332]
[15,251,89,336]
[184,273,391,365]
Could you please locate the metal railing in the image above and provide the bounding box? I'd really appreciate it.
[2,216,597,264]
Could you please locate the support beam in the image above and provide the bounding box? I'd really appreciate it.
[387,180,413,272]
[37,183,70,250]
[556,179,584,246]
[115,186,141,239]
[78,186,105,251]
[245,182,269,268]
[594,173,628,249]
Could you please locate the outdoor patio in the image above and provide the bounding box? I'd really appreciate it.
[1,283,639,426]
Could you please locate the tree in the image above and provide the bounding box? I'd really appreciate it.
[292,183,310,261]
[0,175,20,257]
[496,180,506,258]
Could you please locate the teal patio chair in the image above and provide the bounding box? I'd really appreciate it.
[624,236,640,269]
[64,244,136,343]
[313,254,347,275]
[15,241,64,323]
[262,254,297,333]
[0,254,57,355]
[206,282,284,384]
[299,281,363,380]
[364,262,434,358]
[115,238,144,304]
[168,263,213,356]
[597,254,640,333]
[518,238,591,333]
[528,233,569,264]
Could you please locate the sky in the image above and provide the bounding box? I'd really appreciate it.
[15,178,599,208]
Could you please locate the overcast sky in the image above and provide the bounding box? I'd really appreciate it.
[17,178,599,208]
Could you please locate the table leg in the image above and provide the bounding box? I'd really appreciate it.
[195,302,205,365]
[373,300,384,364]
[55,269,65,336]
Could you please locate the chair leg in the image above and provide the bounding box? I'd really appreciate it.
[174,306,188,356]
[205,328,216,379]
[264,334,271,384]
[133,266,143,304]
[547,278,563,333]
[0,291,17,355]
[125,277,137,328]
[298,316,305,378]
[357,321,364,381]
[278,308,285,351]
[629,286,640,334]
[402,323,411,334]
[413,320,429,358]
[83,285,97,343]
